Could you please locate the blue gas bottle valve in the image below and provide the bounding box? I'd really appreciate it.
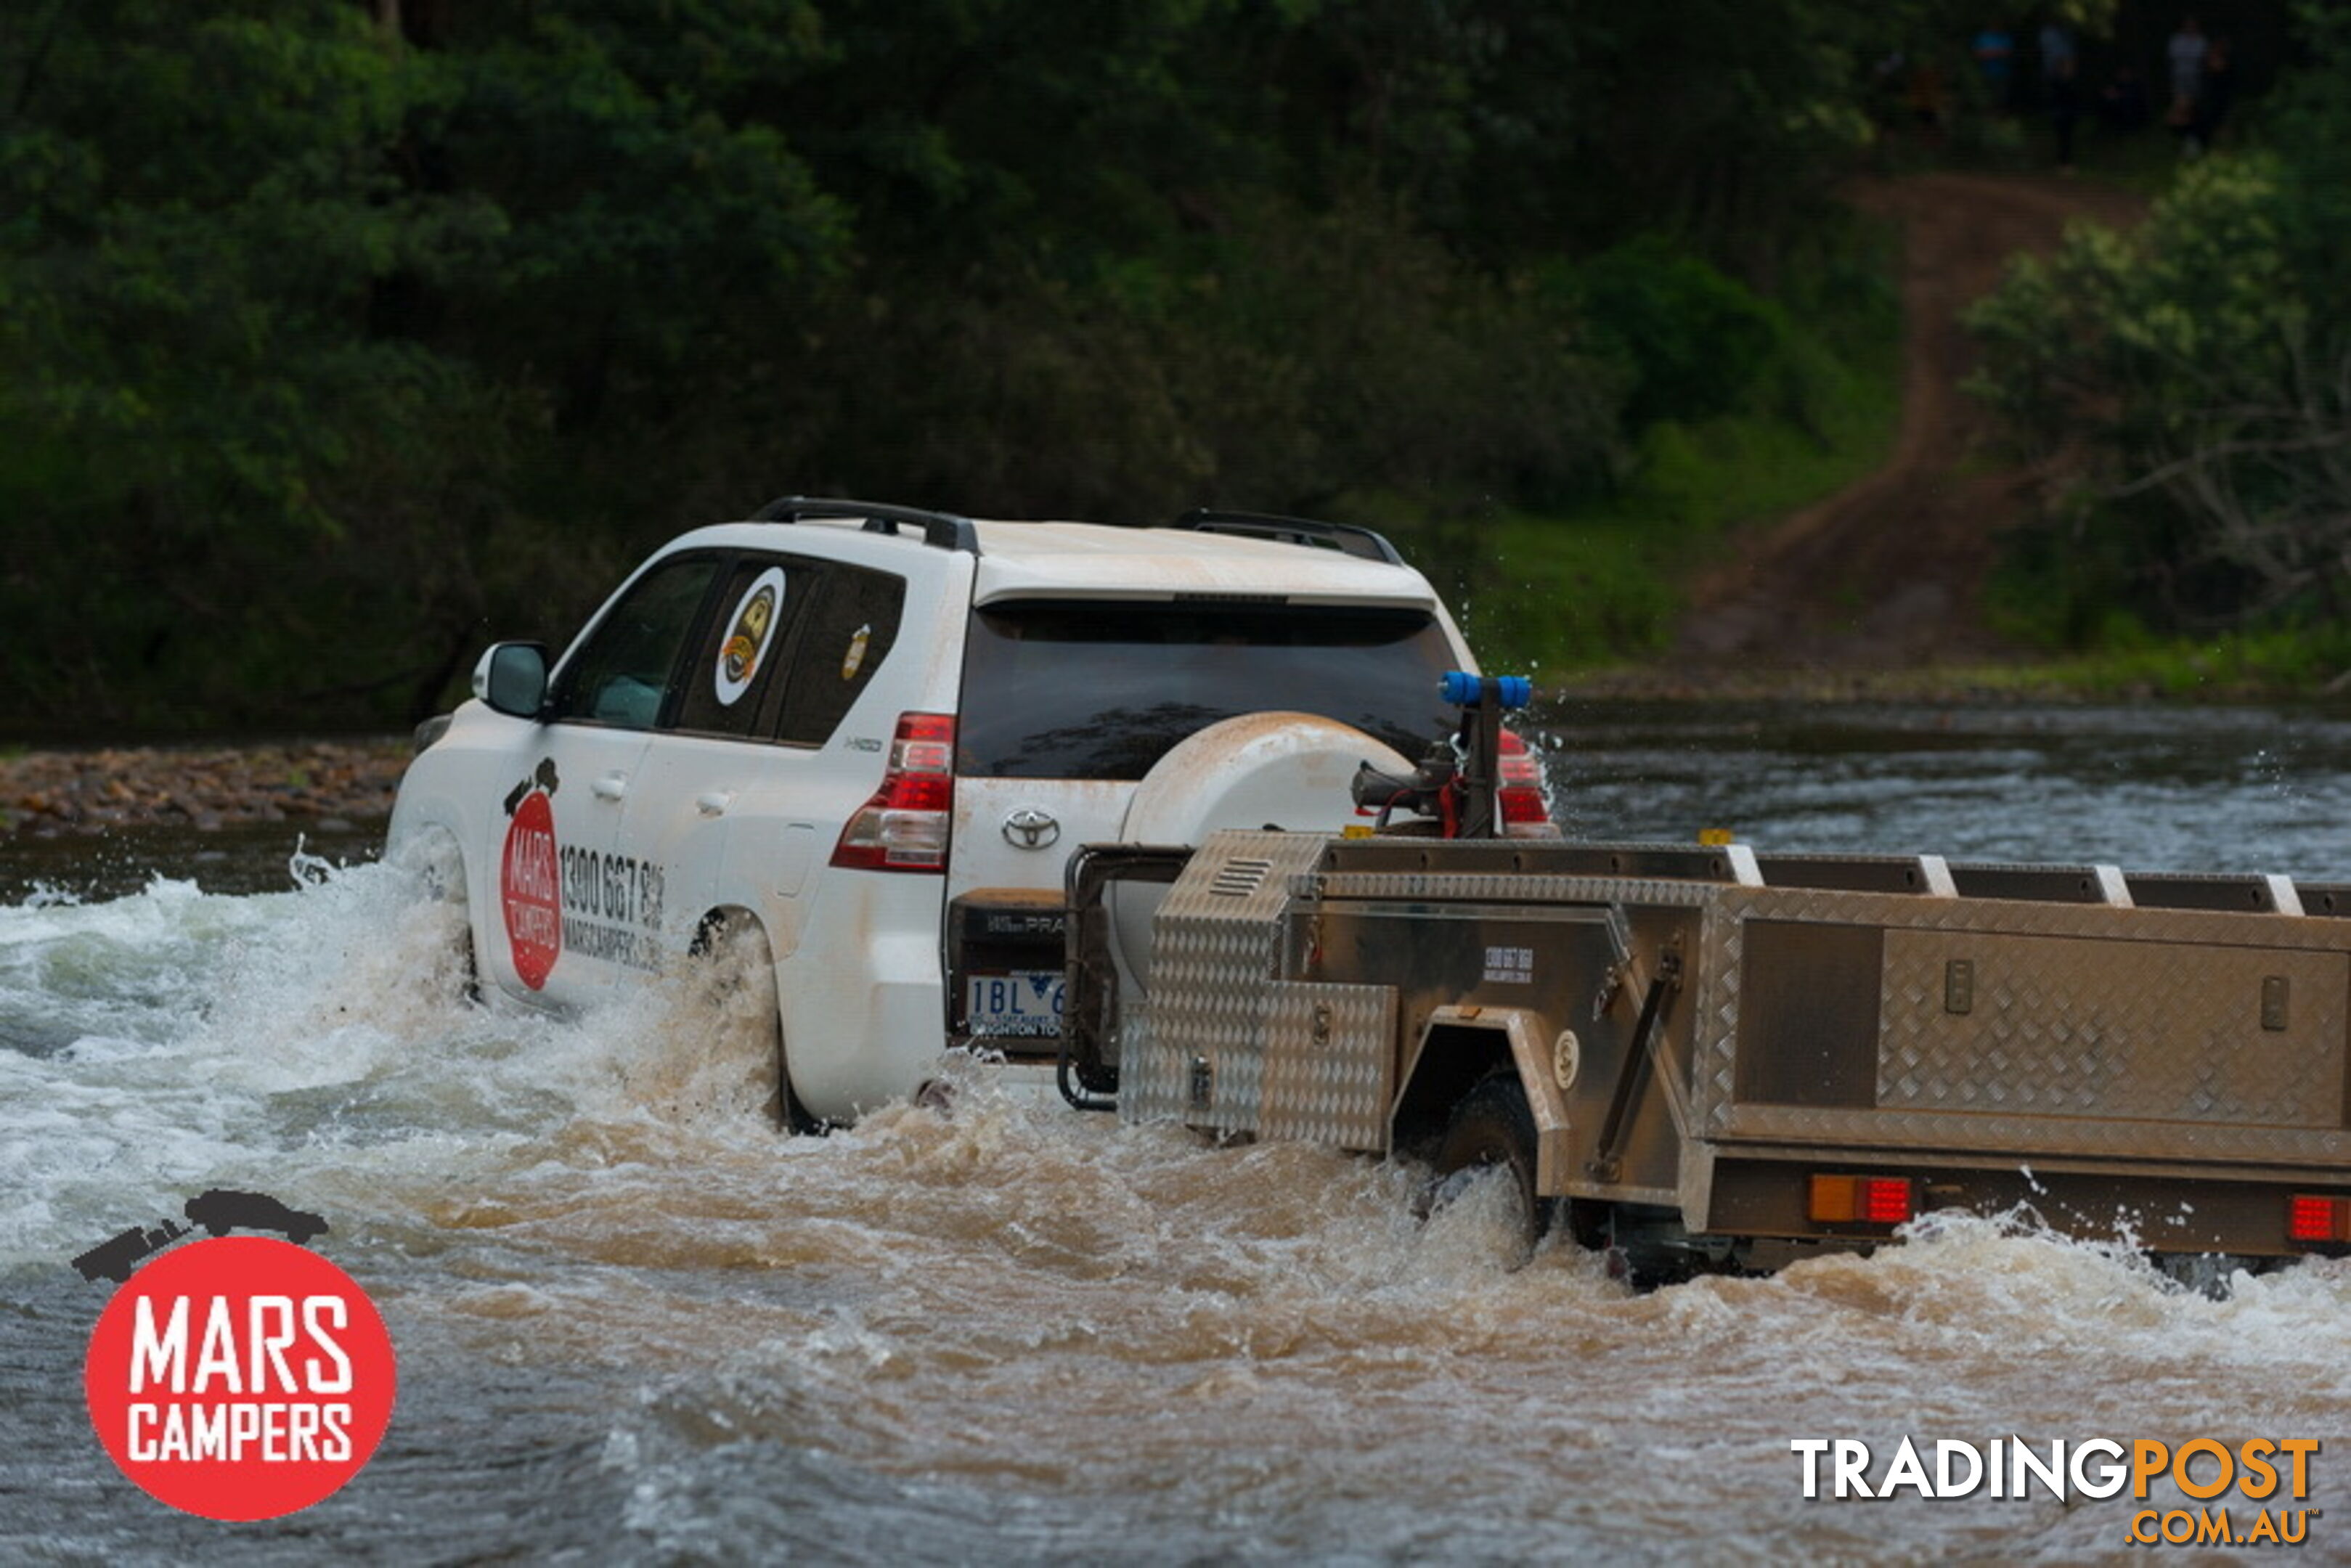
[1439,671,1533,710]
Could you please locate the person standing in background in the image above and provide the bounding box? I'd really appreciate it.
[2192,34,2236,152]
[2038,18,2076,105]
[2166,13,2209,139]
[1973,23,2018,110]
[2049,53,2082,171]
[2038,15,2077,167]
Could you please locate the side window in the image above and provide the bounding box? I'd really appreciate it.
[672,555,807,739]
[778,564,907,745]
[547,553,723,730]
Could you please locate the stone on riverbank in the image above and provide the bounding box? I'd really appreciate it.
[0,740,410,837]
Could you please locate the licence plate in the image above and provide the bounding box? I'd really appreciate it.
[964,971,1066,1039]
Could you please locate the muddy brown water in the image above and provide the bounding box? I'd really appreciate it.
[4,703,2348,1563]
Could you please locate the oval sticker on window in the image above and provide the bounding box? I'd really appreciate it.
[714,567,788,707]
[842,623,871,680]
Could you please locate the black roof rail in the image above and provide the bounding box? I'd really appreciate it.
[1165,508,1404,565]
[750,495,981,554]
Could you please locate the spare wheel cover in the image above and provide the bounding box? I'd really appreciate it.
[1109,711,1411,997]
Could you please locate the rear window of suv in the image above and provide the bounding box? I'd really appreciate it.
[957,600,1457,780]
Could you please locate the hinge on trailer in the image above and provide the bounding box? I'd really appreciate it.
[1592,934,1683,1021]
[1592,964,1623,1021]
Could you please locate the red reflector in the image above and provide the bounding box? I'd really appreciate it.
[2288,1194,2349,1244]
[1859,1177,1914,1225]
[831,711,956,872]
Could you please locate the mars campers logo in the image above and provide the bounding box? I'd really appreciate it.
[1793,1435,2323,1548]
[501,759,564,990]
[75,1193,396,1522]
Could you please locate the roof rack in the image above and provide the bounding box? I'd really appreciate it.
[1165,509,1404,565]
[750,495,981,555]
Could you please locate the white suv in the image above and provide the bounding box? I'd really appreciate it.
[388,499,1535,1125]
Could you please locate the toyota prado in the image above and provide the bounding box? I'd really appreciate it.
[387,499,1547,1126]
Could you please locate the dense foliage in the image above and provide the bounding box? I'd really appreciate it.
[1970,1,2351,648]
[1,0,2093,729]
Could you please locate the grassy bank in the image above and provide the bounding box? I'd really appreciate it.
[1552,624,2351,706]
[1466,391,1904,678]
[1949,626,2351,701]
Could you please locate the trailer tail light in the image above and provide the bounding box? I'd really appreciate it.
[2288,1193,2351,1244]
[831,712,955,871]
[1497,730,1559,839]
[1809,1174,1914,1225]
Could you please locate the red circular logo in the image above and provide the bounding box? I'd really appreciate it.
[83,1238,397,1522]
[501,788,562,990]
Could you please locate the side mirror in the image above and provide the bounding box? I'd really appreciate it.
[473,642,549,718]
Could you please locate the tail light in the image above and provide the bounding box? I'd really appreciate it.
[1498,729,1558,838]
[1809,1174,1914,1225]
[831,712,954,871]
[2288,1193,2350,1244]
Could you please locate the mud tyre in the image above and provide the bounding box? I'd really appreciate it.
[1430,1071,1547,1265]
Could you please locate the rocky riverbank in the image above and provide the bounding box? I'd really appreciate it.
[0,739,410,836]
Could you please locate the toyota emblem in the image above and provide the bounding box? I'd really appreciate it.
[1002,808,1062,850]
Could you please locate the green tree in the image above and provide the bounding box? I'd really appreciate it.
[0,1,513,722]
[0,0,847,726]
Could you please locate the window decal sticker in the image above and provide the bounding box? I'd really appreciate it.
[842,623,871,680]
[714,566,788,707]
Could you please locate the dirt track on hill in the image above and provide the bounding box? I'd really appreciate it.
[1665,171,2148,679]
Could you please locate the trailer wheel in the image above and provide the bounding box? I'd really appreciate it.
[1430,1072,1545,1263]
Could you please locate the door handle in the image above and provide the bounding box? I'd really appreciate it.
[592,772,628,801]
[695,791,734,817]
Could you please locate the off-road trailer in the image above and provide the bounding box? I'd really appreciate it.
[1064,828,2351,1278]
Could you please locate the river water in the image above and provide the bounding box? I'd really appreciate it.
[4,702,2348,1564]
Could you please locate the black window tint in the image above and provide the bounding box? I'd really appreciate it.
[956,601,1457,780]
[547,553,724,730]
[672,557,805,738]
[779,565,906,744]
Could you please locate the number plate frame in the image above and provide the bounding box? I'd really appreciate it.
[963,971,1066,1039]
